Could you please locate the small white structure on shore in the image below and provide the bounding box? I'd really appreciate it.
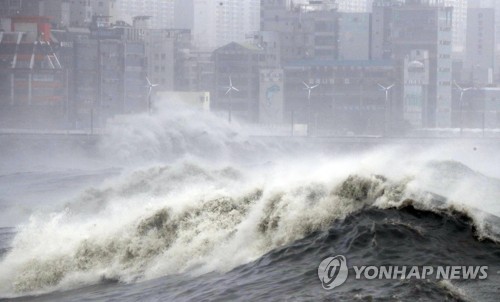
[156,91,210,111]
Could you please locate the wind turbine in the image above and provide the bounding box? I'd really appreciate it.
[378,83,395,102]
[303,81,319,100]
[146,76,158,114]
[224,75,239,123]
[303,81,319,136]
[378,83,395,136]
[454,81,474,136]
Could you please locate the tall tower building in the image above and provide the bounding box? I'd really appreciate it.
[91,0,118,24]
[69,0,92,27]
[371,0,453,128]
[465,7,495,85]
[371,0,405,60]
[192,0,260,51]
[471,0,500,80]
[443,0,468,54]
[392,1,453,128]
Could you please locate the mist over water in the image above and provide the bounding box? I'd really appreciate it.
[1,102,500,300]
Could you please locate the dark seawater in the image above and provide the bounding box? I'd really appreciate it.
[4,205,499,302]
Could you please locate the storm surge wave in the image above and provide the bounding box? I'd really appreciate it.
[0,157,499,298]
[1,104,500,300]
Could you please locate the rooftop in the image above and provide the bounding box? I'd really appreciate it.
[285,59,394,68]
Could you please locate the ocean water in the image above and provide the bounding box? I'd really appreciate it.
[1,104,500,301]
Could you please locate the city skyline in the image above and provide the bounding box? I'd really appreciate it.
[0,0,499,135]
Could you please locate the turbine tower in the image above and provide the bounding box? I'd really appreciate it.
[303,81,319,100]
[224,75,240,123]
[146,76,158,114]
[454,81,473,136]
[378,83,395,136]
[303,81,319,136]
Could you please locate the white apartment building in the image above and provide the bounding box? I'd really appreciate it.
[115,0,175,29]
[336,0,373,12]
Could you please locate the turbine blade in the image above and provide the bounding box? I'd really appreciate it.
[311,84,319,89]
[229,76,232,87]
[454,81,463,90]
[225,88,232,95]
[377,83,385,90]
[233,87,240,92]
[388,84,395,90]
[146,77,152,86]
[302,81,310,89]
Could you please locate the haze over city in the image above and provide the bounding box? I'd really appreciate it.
[0,0,500,135]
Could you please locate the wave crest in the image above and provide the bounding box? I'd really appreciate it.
[1,161,499,297]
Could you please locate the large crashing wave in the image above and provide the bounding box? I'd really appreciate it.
[97,102,277,166]
[0,158,499,297]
